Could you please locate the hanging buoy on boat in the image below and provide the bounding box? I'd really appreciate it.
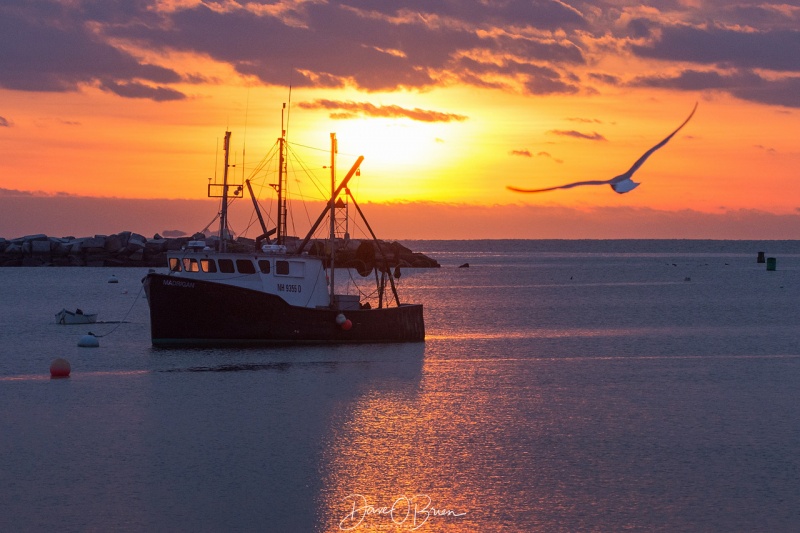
[336,313,347,325]
[78,334,100,347]
[342,319,353,331]
[50,358,71,378]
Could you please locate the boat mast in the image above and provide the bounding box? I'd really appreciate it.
[276,103,288,245]
[220,130,232,252]
[329,132,337,303]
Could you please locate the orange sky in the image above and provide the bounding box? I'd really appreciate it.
[1,1,798,240]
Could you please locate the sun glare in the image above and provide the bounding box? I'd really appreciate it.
[313,117,453,202]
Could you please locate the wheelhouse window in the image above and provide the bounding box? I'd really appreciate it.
[201,259,217,273]
[182,258,200,272]
[236,259,256,274]
[258,260,271,274]
[275,260,305,277]
[169,258,181,272]
[218,259,235,273]
[276,260,289,275]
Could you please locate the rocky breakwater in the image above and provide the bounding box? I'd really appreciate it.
[0,232,178,267]
[0,232,440,269]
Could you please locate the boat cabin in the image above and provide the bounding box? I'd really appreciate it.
[165,245,333,309]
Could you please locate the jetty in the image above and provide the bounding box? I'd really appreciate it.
[0,232,440,269]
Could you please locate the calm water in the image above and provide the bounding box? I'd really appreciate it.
[2,240,800,532]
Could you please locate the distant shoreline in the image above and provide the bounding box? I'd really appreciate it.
[0,231,441,268]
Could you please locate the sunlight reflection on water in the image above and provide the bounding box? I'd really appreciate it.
[2,242,800,531]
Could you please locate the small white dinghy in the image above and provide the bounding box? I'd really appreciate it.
[55,308,98,325]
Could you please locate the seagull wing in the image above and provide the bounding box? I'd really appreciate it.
[506,179,612,193]
[613,102,698,183]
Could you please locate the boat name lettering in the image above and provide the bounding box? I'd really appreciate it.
[162,279,196,288]
[277,283,302,293]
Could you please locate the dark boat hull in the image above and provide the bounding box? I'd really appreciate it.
[143,273,425,346]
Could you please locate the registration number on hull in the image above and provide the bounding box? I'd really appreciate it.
[277,283,302,293]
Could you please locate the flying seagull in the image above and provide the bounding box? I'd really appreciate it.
[507,102,697,194]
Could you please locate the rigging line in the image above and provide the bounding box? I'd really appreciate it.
[286,143,328,201]
[242,88,250,184]
[200,212,220,235]
[287,139,360,159]
[92,282,145,338]
[287,140,330,153]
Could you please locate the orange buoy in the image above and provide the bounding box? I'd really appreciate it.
[50,358,71,378]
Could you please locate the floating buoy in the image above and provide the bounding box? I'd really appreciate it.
[50,358,71,378]
[335,313,347,325]
[342,319,353,331]
[78,334,100,347]
[108,274,119,283]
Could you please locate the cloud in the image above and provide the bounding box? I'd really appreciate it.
[510,149,532,157]
[0,116,10,127]
[754,144,777,154]
[5,193,800,240]
[631,23,800,72]
[631,69,800,108]
[101,81,186,102]
[0,0,796,108]
[548,130,607,141]
[537,151,563,163]
[298,100,468,122]
[0,0,591,100]
[0,187,34,196]
[0,0,185,99]
[566,117,603,124]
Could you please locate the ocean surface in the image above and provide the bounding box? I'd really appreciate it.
[2,240,800,532]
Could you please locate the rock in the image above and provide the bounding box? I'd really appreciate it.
[104,233,123,252]
[31,240,52,255]
[0,231,440,270]
[81,237,106,252]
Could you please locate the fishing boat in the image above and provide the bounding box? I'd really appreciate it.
[142,116,425,346]
[55,308,98,325]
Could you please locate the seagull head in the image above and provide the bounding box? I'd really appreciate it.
[610,178,639,194]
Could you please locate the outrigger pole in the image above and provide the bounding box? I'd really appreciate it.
[345,190,401,307]
[295,155,364,255]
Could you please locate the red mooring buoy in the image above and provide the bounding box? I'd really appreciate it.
[50,358,71,378]
[342,319,353,331]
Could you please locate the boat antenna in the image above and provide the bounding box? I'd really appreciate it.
[285,85,292,143]
[242,88,249,183]
[220,130,232,252]
[277,103,288,244]
[213,137,219,182]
